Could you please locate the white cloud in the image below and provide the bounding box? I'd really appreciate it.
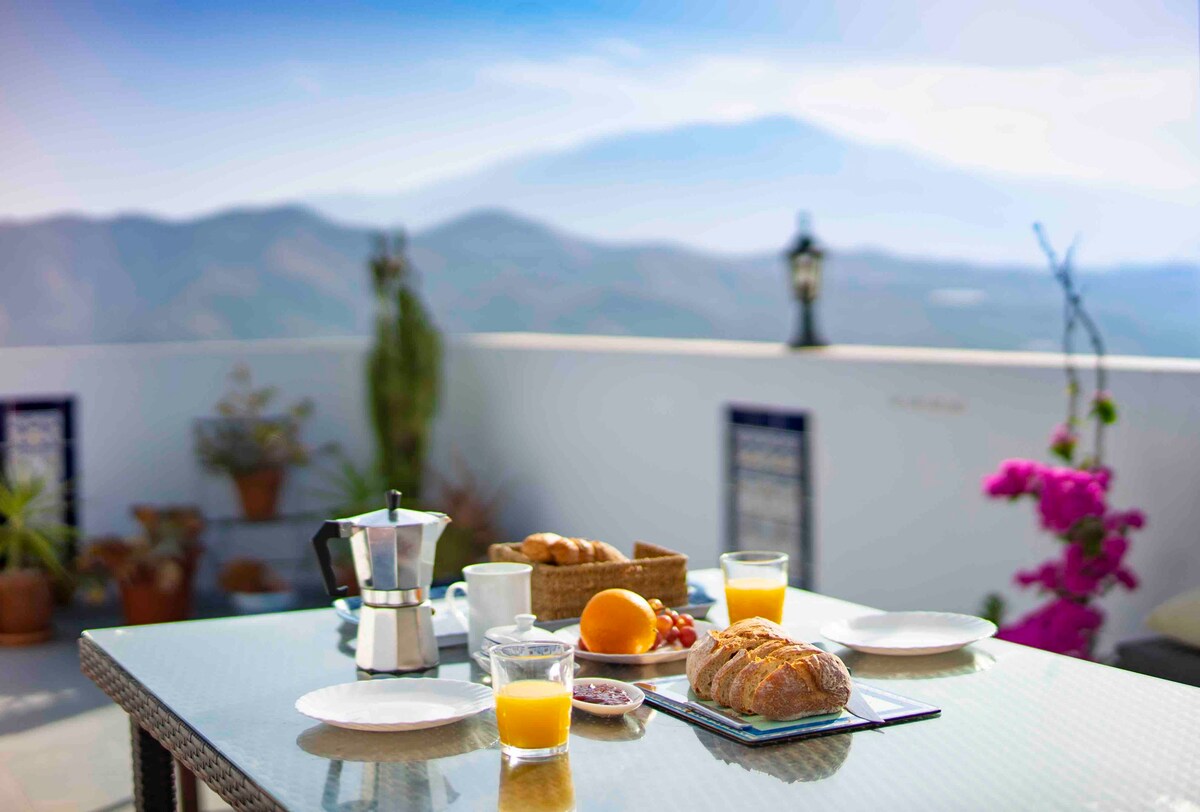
[593,38,646,62]
[480,53,1199,194]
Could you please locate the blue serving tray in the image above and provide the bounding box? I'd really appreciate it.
[639,674,940,746]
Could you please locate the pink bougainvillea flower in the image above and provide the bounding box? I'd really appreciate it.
[983,459,1043,498]
[1114,568,1139,590]
[1036,466,1107,534]
[1014,560,1059,591]
[998,598,1104,659]
[1101,535,1129,563]
[1105,509,1145,533]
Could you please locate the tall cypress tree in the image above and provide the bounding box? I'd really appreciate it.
[367,232,441,500]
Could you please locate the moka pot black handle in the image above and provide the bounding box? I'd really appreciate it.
[312,521,349,598]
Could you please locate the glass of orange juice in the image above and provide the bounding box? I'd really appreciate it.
[491,641,574,759]
[720,551,789,623]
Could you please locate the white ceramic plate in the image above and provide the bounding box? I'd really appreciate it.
[295,679,494,732]
[553,620,719,665]
[821,612,997,656]
[570,678,645,716]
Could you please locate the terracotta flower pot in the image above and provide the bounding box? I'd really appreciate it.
[234,467,285,521]
[0,569,54,645]
[116,546,203,626]
[119,579,193,625]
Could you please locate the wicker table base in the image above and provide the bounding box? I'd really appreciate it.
[79,636,284,811]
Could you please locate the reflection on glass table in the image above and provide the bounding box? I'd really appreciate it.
[78,569,1200,811]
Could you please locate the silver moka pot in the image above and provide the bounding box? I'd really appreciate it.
[313,490,451,674]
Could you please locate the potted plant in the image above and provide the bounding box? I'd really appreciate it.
[218,557,297,615]
[0,477,73,645]
[367,232,441,503]
[79,505,204,625]
[195,364,322,521]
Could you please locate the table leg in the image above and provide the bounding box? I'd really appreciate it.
[131,718,175,811]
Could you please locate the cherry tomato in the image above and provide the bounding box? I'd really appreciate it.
[678,626,698,648]
[677,613,695,628]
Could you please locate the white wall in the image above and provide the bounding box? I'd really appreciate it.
[0,337,376,588]
[1,333,1196,651]
[433,334,1200,652]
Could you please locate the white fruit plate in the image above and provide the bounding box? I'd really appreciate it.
[821,612,997,656]
[296,679,493,732]
[553,620,719,665]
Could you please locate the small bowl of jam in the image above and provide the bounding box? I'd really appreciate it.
[570,678,644,716]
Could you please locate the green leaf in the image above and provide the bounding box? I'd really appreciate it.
[1090,398,1118,424]
[980,593,1006,626]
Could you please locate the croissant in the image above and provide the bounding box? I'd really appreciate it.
[519,534,630,566]
[685,618,851,721]
[520,532,563,564]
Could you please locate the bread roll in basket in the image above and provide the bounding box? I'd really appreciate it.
[685,618,851,721]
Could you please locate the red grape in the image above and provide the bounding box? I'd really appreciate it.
[652,630,665,650]
[655,614,673,635]
[678,626,697,648]
[666,626,679,644]
[677,613,695,628]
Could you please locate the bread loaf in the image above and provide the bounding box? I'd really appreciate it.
[685,618,851,721]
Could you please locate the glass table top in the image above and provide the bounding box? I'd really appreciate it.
[84,572,1200,811]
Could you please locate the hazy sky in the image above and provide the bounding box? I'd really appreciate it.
[2,1,1197,253]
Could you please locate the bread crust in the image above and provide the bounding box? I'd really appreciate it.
[573,538,596,564]
[592,541,629,563]
[685,618,851,720]
[520,532,562,563]
[549,537,581,565]
[729,656,783,714]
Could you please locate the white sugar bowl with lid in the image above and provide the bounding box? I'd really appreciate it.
[473,614,559,672]
[484,613,558,651]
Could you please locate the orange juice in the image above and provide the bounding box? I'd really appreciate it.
[725,577,786,623]
[499,754,575,812]
[495,679,572,750]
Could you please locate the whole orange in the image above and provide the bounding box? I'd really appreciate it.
[579,589,657,654]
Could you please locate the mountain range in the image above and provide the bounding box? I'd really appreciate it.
[1,205,1197,357]
[309,116,1200,266]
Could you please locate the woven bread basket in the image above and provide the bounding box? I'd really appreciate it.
[488,541,688,621]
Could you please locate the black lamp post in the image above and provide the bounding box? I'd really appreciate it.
[785,212,826,348]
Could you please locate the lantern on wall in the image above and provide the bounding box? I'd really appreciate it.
[785,213,826,348]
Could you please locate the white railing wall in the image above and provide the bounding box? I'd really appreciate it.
[435,335,1200,652]
[1,333,1196,651]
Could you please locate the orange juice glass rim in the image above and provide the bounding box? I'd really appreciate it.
[491,641,573,662]
[720,551,788,565]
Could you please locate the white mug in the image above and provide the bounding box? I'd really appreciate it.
[445,562,532,653]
